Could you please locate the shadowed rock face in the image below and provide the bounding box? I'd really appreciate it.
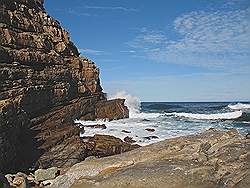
[0,0,129,173]
[50,129,249,188]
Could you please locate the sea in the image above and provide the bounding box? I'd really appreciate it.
[76,93,250,146]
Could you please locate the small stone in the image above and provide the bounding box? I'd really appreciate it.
[5,174,15,183]
[41,179,55,186]
[227,128,238,136]
[35,167,59,182]
[13,176,30,188]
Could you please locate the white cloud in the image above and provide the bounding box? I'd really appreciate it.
[79,48,107,56]
[129,7,250,70]
[120,50,136,53]
[55,8,93,17]
[85,6,138,12]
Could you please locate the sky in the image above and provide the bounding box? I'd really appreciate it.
[45,0,250,102]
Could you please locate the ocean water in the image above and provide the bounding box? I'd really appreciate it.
[76,93,250,146]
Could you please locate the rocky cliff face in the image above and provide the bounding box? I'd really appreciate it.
[0,0,130,173]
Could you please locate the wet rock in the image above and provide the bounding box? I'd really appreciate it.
[124,136,136,144]
[145,128,155,132]
[85,124,107,129]
[143,136,159,140]
[122,130,131,133]
[95,99,129,120]
[34,167,59,182]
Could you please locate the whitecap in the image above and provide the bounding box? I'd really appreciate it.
[166,110,243,120]
[228,103,250,110]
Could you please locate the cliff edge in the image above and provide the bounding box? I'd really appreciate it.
[0,0,131,173]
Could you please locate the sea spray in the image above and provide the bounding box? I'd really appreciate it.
[108,91,141,117]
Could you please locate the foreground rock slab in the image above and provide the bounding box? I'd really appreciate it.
[50,129,249,188]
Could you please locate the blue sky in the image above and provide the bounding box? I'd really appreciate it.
[45,0,250,102]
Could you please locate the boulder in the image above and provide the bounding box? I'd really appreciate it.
[82,134,140,158]
[95,99,129,120]
[34,167,59,182]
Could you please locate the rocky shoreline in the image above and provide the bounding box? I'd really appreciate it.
[0,1,249,188]
[1,128,249,188]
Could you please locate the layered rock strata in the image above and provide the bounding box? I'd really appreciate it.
[0,0,130,173]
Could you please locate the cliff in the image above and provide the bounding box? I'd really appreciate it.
[0,0,131,173]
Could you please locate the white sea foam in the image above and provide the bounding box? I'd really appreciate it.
[109,91,141,117]
[166,110,243,120]
[76,93,246,146]
[228,103,250,110]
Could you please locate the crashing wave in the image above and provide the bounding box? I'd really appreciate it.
[166,110,243,120]
[228,103,250,110]
[108,91,162,119]
[108,91,141,117]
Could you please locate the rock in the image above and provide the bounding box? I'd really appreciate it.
[246,133,250,139]
[145,128,155,132]
[12,176,30,188]
[143,136,159,140]
[41,179,55,186]
[50,129,249,188]
[0,0,130,172]
[34,167,59,182]
[124,136,136,144]
[0,172,11,188]
[82,135,140,158]
[122,130,131,133]
[85,124,107,129]
[95,99,129,120]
